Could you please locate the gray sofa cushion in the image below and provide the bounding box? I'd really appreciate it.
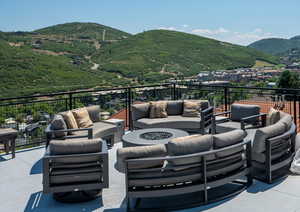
[49,138,102,155]
[116,144,167,172]
[86,105,101,122]
[252,121,286,153]
[215,121,242,133]
[231,104,260,123]
[279,112,293,130]
[50,115,67,138]
[252,142,291,163]
[213,130,246,158]
[132,103,150,121]
[166,100,183,115]
[93,121,117,138]
[167,134,213,166]
[134,115,201,130]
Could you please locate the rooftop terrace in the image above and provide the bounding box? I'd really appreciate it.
[1,143,300,212]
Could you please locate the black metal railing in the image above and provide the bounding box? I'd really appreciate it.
[1,82,300,149]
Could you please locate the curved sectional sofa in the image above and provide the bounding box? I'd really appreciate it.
[117,129,252,211]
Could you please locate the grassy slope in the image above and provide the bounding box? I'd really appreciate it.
[249,37,300,55]
[34,22,131,40]
[93,30,279,81]
[0,41,129,97]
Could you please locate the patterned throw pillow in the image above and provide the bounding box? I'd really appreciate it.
[149,101,168,118]
[72,107,94,128]
[182,101,201,117]
[50,115,67,138]
[266,107,280,126]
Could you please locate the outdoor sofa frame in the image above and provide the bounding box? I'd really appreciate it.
[124,139,252,211]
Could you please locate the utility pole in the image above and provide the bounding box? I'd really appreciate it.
[102,30,106,41]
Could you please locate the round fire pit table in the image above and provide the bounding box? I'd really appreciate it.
[122,128,189,147]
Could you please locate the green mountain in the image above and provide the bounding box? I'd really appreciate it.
[92,30,279,82]
[0,40,129,97]
[248,36,300,55]
[0,24,279,97]
[34,22,131,40]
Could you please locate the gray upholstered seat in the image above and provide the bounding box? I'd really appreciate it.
[215,121,242,133]
[93,122,118,138]
[135,115,201,130]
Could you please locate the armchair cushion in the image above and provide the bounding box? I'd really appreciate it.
[266,107,280,126]
[149,101,168,118]
[132,103,150,121]
[279,112,293,130]
[49,138,102,155]
[252,121,286,153]
[231,104,260,124]
[72,108,93,128]
[116,144,167,172]
[86,105,101,122]
[50,115,67,138]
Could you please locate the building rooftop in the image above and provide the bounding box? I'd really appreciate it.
[2,143,300,212]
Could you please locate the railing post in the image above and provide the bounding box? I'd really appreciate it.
[69,93,73,110]
[172,83,176,100]
[128,87,133,131]
[294,94,297,126]
[224,86,229,112]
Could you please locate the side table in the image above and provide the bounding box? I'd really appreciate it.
[0,128,18,158]
[103,119,125,144]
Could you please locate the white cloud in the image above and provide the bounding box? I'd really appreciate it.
[192,27,230,36]
[156,25,273,45]
[158,26,177,31]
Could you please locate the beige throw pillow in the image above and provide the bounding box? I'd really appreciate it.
[266,107,280,126]
[182,101,201,117]
[72,107,93,128]
[60,110,78,129]
[149,101,168,118]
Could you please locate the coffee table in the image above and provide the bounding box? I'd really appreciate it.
[122,128,189,147]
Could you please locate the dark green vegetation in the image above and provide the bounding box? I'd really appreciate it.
[35,22,131,40]
[277,70,300,89]
[249,36,300,56]
[0,23,279,97]
[0,40,130,97]
[92,30,278,80]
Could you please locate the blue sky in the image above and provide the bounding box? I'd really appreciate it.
[1,0,299,45]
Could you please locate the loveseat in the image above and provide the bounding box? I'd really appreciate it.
[45,105,119,147]
[131,100,214,134]
[116,129,252,211]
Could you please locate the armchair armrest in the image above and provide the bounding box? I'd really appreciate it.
[240,113,267,130]
[214,111,231,117]
[45,126,93,145]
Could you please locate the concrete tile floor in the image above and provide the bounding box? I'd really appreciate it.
[1,143,300,212]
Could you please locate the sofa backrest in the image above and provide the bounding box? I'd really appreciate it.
[231,104,260,124]
[132,100,210,120]
[166,100,183,115]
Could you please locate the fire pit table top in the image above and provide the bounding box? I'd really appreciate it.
[122,128,189,147]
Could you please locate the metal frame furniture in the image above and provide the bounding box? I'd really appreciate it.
[0,128,18,158]
[43,139,109,202]
[122,128,189,147]
[252,122,296,184]
[122,136,252,211]
[131,100,214,134]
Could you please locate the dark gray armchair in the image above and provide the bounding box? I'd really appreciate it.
[43,138,109,202]
[212,104,266,133]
